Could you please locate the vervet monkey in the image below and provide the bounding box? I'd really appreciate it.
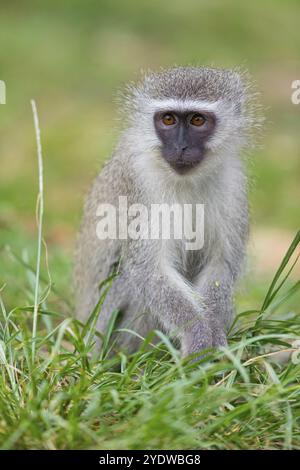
[74,66,259,358]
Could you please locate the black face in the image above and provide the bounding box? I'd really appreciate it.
[154,110,216,174]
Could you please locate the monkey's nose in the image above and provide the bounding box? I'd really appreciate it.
[176,145,188,158]
[175,144,187,152]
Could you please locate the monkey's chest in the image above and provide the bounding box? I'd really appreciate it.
[164,238,206,282]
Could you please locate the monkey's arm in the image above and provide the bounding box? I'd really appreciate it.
[193,222,248,350]
[129,255,214,353]
[193,260,237,349]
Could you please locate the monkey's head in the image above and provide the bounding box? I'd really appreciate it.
[122,67,259,180]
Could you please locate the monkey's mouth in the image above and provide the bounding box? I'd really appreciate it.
[169,160,199,175]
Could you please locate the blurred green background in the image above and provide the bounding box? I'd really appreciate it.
[0,0,299,311]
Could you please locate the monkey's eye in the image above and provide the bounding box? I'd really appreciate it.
[162,113,176,126]
[190,114,206,127]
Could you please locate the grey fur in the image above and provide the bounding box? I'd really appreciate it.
[74,66,259,358]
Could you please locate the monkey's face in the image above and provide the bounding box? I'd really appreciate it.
[153,110,216,174]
